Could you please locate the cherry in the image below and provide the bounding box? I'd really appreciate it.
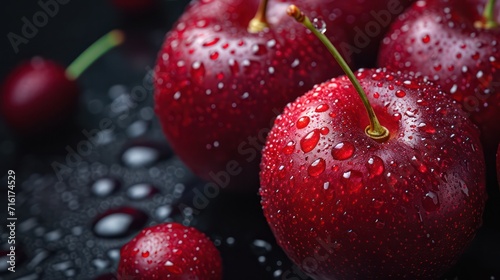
[154,0,353,190]
[260,6,487,279]
[117,222,222,280]
[1,30,124,136]
[378,0,500,162]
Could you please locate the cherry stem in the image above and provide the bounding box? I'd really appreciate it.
[248,0,269,33]
[287,5,389,142]
[482,0,498,29]
[66,30,125,80]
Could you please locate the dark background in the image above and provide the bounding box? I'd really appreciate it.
[0,0,500,280]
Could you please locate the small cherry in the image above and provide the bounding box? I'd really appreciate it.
[378,0,500,161]
[117,222,222,280]
[260,5,487,280]
[154,0,352,190]
[1,30,124,136]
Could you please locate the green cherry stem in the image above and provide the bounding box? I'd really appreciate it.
[476,0,498,29]
[287,5,389,142]
[66,29,125,80]
[248,0,269,33]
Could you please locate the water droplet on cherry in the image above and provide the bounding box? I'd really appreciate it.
[300,130,321,153]
[331,142,355,160]
[308,158,326,177]
[296,116,310,129]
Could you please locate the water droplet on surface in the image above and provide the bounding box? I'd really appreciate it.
[165,260,183,274]
[312,17,327,34]
[228,59,239,75]
[283,141,295,155]
[209,51,219,60]
[190,61,206,82]
[367,156,384,177]
[122,146,160,168]
[331,142,355,160]
[202,37,220,47]
[308,158,326,177]
[92,207,148,238]
[252,44,267,55]
[250,239,272,255]
[315,104,329,112]
[395,90,406,97]
[300,130,321,153]
[91,178,120,197]
[126,183,159,200]
[422,34,431,43]
[127,120,149,138]
[342,170,363,193]
[422,191,440,212]
[296,116,310,129]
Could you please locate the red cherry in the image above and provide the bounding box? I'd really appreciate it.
[378,0,500,160]
[1,30,124,136]
[154,0,353,189]
[117,223,222,280]
[1,58,78,135]
[260,7,486,279]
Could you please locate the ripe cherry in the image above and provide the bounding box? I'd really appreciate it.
[260,6,487,279]
[1,30,124,136]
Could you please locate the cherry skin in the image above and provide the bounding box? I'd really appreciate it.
[1,58,79,135]
[260,68,487,280]
[378,0,500,161]
[117,223,222,280]
[154,0,353,190]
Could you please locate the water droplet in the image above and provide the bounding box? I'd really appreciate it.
[142,251,150,258]
[92,207,148,238]
[165,260,183,274]
[296,116,310,129]
[315,104,329,112]
[121,143,170,168]
[422,34,431,43]
[252,44,267,55]
[471,52,480,60]
[250,239,272,255]
[392,113,402,121]
[375,219,385,229]
[367,156,384,177]
[342,170,363,193]
[190,61,205,83]
[312,17,327,34]
[126,183,159,200]
[331,142,355,160]
[228,59,239,75]
[283,141,296,155]
[411,156,428,173]
[320,127,330,135]
[91,178,120,197]
[308,158,326,177]
[395,90,406,97]
[422,191,440,212]
[209,51,219,60]
[300,130,321,153]
[202,37,220,47]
